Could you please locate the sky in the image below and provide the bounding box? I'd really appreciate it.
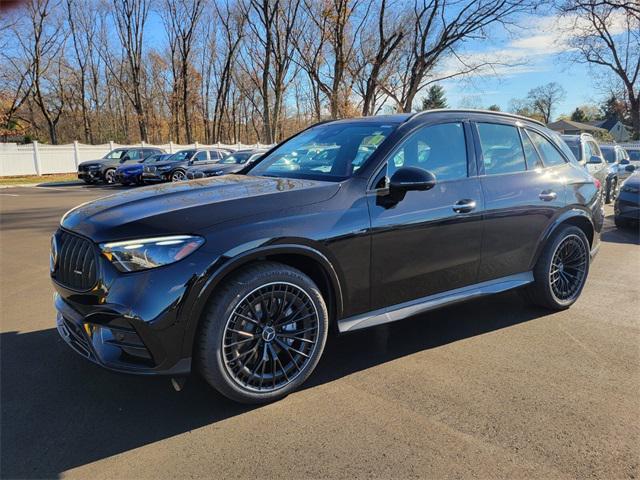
[427,11,623,119]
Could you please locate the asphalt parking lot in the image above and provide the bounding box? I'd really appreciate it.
[1,183,639,479]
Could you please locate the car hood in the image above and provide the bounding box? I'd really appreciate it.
[622,173,640,188]
[192,163,239,174]
[117,163,143,172]
[78,160,105,168]
[61,175,341,242]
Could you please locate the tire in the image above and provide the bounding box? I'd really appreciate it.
[171,170,186,182]
[103,168,116,184]
[522,225,590,310]
[120,180,130,186]
[198,262,329,404]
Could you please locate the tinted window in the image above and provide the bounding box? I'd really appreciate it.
[193,151,208,162]
[628,150,640,161]
[588,141,602,157]
[209,150,222,160]
[477,123,526,174]
[521,130,543,168]
[249,122,395,181]
[386,122,468,182]
[527,130,566,167]
[563,138,582,160]
[221,152,252,164]
[168,150,196,162]
[601,147,616,163]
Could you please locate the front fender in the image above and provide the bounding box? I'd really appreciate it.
[180,242,345,359]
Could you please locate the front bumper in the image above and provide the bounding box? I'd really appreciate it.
[615,193,640,221]
[55,293,191,375]
[142,172,170,182]
[78,170,101,181]
[114,171,140,184]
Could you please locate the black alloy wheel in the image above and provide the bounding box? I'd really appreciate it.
[548,234,588,303]
[222,282,320,393]
[198,262,328,403]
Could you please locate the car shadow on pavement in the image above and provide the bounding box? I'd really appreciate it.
[600,215,639,245]
[0,290,550,479]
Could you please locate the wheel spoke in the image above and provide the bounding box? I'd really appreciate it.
[222,282,319,393]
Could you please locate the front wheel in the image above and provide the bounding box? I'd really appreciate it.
[522,225,590,310]
[171,170,186,182]
[198,262,328,404]
[103,169,116,184]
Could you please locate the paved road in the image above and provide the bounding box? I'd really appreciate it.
[1,184,639,479]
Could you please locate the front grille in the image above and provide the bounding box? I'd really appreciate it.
[53,230,98,290]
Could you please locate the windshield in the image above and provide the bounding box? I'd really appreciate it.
[628,150,640,161]
[143,154,170,163]
[249,122,396,181]
[562,138,581,160]
[103,149,126,160]
[166,150,196,162]
[220,152,253,164]
[601,147,616,163]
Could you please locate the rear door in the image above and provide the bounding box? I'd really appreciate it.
[474,121,567,282]
[368,120,484,309]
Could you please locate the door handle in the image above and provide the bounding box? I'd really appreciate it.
[539,190,557,201]
[452,199,477,213]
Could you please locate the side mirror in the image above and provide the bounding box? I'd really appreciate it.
[620,159,630,165]
[588,155,603,164]
[625,164,636,173]
[388,167,436,200]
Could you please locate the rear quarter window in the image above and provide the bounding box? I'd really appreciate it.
[526,130,567,167]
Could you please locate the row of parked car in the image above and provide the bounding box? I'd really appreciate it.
[77,146,268,186]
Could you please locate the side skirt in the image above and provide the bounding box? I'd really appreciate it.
[337,272,534,333]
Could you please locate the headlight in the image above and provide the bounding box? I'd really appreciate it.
[99,235,205,272]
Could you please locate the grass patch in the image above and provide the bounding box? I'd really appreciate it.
[0,173,79,186]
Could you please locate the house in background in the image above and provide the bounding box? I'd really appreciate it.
[546,119,608,136]
[587,118,632,142]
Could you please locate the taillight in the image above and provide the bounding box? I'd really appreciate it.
[593,178,601,190]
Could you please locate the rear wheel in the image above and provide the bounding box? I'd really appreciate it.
[523,225,590,310]
[198,262,328,404]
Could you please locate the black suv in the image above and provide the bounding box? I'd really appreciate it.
[77,147,164,184]
[142,148,231,183]
[51,110,603,403]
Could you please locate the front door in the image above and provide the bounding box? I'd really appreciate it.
[368,121,484,310]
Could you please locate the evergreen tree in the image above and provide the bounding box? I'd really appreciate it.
[570,107,587,123]
[488,104,501,111]
[420,85,448,110]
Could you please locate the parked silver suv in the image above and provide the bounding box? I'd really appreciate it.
[561,133,609,201]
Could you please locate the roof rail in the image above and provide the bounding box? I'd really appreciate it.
[411,108,547,128]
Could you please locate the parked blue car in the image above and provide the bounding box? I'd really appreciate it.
[115,153,172,185]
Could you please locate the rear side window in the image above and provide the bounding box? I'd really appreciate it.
[520,130,543,169]
[526,130,566,167]
[387,122,468,182]
[209,150,222,160]
[477,123,526,175]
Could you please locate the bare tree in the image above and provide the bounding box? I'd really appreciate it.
[356,0,405,116]
[163,0,205,143]
[106,0,151,141]
[384,0,531,113]
[560,0,640,138]
[19,0,67,144]
[527,82,566,123]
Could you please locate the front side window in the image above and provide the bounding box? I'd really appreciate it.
[168,150,196,162]
[526,130,566,167]
[477,123,526,175]
[249,122,396,181]
[628,149,640,161]
[385,122,468,182]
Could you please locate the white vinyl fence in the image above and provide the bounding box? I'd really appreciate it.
[0,141,270,177]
